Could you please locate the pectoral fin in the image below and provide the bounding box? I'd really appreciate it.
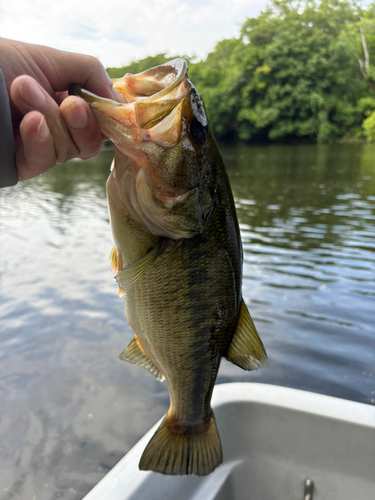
[115,239,169,293]
[226,300,267,370]
[110,247,124,297]
[120,337,165,381]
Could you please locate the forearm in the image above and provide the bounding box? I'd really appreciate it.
[0,69,18,187]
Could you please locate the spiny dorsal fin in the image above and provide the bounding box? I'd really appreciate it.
[115,239,169,293]
[226,299,267,370]
[110,247,124,297]
[120,337,165,382]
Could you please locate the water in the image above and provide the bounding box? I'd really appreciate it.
[0,143,374,499]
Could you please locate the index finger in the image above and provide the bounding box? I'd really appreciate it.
[24,42,120,100]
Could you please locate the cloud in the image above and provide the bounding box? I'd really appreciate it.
[68,23,100,41]
[0,0,265,67]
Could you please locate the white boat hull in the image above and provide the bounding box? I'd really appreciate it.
[83,383,375,500]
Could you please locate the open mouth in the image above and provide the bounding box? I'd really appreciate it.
[69,59,208,150]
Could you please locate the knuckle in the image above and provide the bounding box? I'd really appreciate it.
[56,142,79,164]
[81,141,103,160]
[87,55,102,68]
[24,146,55,175]
[71,126,103,159]
[85,56,105,80]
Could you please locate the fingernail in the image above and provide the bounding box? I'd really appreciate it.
[37,115,50,140]
[21,77,46,108]
[110,86,122,102]
[64,100,89,129]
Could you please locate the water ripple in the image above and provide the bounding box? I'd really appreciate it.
[1,145,375,500]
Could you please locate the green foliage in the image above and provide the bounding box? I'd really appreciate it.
[363,111,375,140]
[358,96,375,115]
[188,39,243,140]
[106,0,375,143]
[107,53,195,79]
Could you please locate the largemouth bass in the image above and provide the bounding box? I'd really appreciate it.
[70,59,267,476]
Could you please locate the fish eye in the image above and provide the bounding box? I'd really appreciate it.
[188,118,207,143]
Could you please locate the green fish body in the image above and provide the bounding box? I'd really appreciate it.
[70,59,266,476]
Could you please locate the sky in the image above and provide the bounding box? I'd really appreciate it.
[0,0,267,68]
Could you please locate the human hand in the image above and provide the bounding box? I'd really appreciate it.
[0,38,119,181]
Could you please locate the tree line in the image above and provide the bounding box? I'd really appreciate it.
[107,0,375,143]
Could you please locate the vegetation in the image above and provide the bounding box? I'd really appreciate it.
[107,1,375,143]
[107,53,194,78]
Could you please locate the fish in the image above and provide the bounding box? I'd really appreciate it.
[69,59,267,476]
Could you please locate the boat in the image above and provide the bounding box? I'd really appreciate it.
[83,383,375,500]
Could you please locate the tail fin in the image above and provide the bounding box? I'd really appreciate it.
[139,410,222,476]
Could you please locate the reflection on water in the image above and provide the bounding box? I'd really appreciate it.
[1,143,374,499]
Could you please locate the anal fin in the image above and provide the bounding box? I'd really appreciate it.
[226,299,267,370]
[120,336,165,381]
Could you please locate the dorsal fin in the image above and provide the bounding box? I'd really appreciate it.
[225,300,267,370]
[120,337,165,382]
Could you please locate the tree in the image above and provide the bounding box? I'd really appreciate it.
[107,54,194,79]
[348,6,375,90]
[234,0,364,141]
[105,1,375,143]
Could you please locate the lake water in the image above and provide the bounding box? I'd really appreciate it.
[0,143,374,499]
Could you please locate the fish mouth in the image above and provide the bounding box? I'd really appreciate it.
[69,59,207,152]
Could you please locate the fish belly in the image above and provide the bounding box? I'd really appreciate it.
[132,241,235,407]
